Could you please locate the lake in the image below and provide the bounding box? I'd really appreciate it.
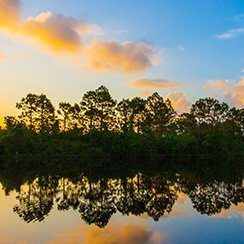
[0,159,243,244]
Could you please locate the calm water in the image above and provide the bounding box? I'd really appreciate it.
[0,164,243,244]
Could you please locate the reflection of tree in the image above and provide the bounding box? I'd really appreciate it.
[78,178,116,228]
[6,170,243,227]
[13,176,58,223]
[142,175,178,221]
[56,178,81,211]
[115,176,150,216]
[186,180,244,215]
[114,174,178,221]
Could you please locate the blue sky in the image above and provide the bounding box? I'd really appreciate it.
[0,0,243,121]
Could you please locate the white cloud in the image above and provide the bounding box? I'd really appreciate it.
[177,45,185,52]
[216,28,244,40]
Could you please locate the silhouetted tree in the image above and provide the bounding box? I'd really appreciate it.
[190,97,229,125]
[117,97,146,132]
[143,93,176,134]
[16,94,57,134]
[80,86,116,132]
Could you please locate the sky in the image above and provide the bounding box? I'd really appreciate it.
[0,0,244,123]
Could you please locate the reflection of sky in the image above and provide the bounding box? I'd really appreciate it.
[0,186,243,243]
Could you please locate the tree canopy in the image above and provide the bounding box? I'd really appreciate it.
[0,85,243,161]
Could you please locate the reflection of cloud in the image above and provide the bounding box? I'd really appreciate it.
[175,192,188,205]
[0,234,27,244]
[163,209,184,218]
[167,92,191,113]
[213,203,244,221]
[49,221,163,244]
[0,0,157,74]
[130,78,180,89]
[205,79,244,108]
[87,40,154,74]
[0,234,11,243]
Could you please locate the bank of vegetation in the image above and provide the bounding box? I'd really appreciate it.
[0,86,243,167]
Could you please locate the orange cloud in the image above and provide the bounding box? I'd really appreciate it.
[87,40,154,74]
[49,221,163,244]
[167,92,191,113]
[23,12,84,53]
[213,203,244,220]
[206,79,244,108]
[130,78,180,89]
[0,53,5,60]
[0,0,157,73]
[0,0,21,30]
[142,90,151,96]
[0,1,85,53]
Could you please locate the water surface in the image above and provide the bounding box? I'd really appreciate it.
[0,160,243,244]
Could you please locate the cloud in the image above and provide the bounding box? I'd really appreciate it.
[213,203,244,221]
[216,28,244,40]
[233,14,244,23]
[0,0,157,73]
[142,90,151,96]
[87,40,154,74]
[167,92,191,113]
[130,78,180,89]
[205,79,244,108]
[0,0,21,30]
[0,53,5,60]
[49,221,163,244]
[0,1,87,53]
[23,11,84,53]
[177,45,185,52]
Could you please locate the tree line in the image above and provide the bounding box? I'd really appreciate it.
[0,85,243,162]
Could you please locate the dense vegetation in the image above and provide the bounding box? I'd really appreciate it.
[0,85,243,166]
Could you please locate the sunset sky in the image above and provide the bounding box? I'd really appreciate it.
[0,0,244,123]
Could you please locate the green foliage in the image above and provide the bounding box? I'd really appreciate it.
[0,87,243,165]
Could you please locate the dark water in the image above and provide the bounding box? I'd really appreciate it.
[0,159,243,243]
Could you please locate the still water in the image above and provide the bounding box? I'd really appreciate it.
[0,164,243,244]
